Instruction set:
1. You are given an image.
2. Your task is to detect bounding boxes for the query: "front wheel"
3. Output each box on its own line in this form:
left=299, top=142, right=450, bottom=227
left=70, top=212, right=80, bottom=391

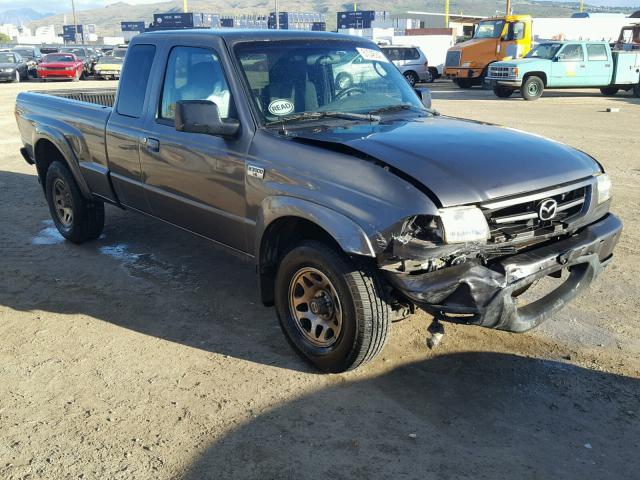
left=275, top=241, right=390, bottom=373
left=600, top=87, right=619, bottom=96
left=12, top=70, right=20, bottom=83
left=521, top=76, right=544, bottom=101
left=45, top=161, right=105, bottom=244
left=454, top=78, right=473, bottom=89
left=493, top=85, right=514, bottom=98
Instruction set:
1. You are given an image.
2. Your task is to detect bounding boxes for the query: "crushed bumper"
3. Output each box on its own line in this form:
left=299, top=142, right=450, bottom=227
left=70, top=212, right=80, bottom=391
left=386, top=214, right=623, bottom=333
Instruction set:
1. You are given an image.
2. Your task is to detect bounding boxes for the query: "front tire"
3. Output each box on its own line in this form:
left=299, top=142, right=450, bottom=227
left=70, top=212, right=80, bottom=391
left=12, top=70, right=20, bottom=83
left=45, top=161, right=105, bottom=244
left=493, top=85, right=514, bottom=98
left=275, top=241, right=390, bottom=373
left=454, top=78, right=473, bottom=89
left=521, top=75, right=544, bottom=101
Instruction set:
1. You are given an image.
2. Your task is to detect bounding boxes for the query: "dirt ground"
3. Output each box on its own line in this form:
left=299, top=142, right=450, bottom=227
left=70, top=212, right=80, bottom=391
left=0, top=79, right=638, bottom=480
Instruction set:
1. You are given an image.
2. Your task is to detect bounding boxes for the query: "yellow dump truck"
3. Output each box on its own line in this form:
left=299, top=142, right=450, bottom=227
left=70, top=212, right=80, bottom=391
left=445, top=15, right=533, bottom=88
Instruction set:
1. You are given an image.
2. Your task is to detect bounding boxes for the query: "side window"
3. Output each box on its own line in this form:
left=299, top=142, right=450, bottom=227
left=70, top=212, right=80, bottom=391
left=116, top=44, right=155, bottom=118
left=407, top=48, right=420, bottom=60
left=587, top=44, right=608, bottom=61
left=160, top=46, right=232, bottom=122
left=559, top=44, right=584, bottom=61
left=505, top=22, right=525, bottom=41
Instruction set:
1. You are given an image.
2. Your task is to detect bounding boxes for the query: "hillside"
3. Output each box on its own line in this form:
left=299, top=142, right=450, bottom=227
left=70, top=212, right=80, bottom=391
left=27, top=0, right=627, bottom=37
left=0, top=7, right=54, bottom=25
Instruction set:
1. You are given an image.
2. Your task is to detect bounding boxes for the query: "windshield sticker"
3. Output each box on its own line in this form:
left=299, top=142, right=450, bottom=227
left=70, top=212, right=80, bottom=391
left=356, top=47, right=389, bottom=63
left=268, top=99, right=295, bottom=116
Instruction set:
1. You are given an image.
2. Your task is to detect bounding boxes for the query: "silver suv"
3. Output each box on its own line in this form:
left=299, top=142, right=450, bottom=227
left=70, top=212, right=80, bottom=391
left=381, top=45, right=432, bottom=85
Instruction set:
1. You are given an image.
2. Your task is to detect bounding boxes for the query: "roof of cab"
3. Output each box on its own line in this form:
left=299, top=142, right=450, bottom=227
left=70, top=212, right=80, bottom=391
left=138, top=28, right=372, bottom=46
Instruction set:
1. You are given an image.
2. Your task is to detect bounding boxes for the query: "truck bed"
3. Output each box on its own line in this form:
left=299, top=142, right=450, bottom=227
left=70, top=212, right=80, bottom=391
left=40, top=88, right=117, bottom=108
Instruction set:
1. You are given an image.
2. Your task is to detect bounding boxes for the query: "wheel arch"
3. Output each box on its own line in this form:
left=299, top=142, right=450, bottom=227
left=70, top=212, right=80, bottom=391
left=523, top=71, right=547, bottom=86
left=255, top=197, right=377, bottom=306
left=33, top=130, right=92, bottom=199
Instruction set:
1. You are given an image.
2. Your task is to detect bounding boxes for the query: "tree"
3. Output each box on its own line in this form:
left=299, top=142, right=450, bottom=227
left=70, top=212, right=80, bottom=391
left=0, top=33, right=11, bottom=44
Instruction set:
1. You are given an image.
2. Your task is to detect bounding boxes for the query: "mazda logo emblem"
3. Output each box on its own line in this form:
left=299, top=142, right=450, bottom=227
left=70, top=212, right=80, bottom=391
left=538, top=198, right=558, bottom=221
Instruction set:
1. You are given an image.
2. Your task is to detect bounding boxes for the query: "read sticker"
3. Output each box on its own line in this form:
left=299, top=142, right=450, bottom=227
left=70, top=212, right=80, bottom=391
left=268, top=99, right=294, bottom=116
left=356, top=47, right=389, bottom=63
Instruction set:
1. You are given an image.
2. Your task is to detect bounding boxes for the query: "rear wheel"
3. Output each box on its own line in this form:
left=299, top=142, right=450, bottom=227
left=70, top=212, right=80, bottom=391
left=275, top=241, right=390, bottom=373
left=404, top=71, right=419, bottom=86
left=454, top=78, right=473, bottom=89
left=521, top=75, right=544, bottom=101
left=633, top=83, right=640, bottom=98
left=493, top=85, right=514, bottom=98
left=427, top=67, right=438, bottom=83
left=45, top=161, right=105, bottom=244
left=600, top=86, right=619, bottom=96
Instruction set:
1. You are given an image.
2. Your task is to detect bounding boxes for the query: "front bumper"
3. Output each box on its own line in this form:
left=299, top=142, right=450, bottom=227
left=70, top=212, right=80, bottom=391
left=38, top=70, right=75, bottom=79
left=445, top=67, right=483, bottom=79
left=486, top=78, right=523, bottom=88
left=387, top=214, right=622, bottom=333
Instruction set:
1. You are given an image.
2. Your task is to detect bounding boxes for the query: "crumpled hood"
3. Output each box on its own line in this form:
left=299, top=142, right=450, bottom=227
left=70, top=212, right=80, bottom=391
left=288, top=116, right=600, bottom=207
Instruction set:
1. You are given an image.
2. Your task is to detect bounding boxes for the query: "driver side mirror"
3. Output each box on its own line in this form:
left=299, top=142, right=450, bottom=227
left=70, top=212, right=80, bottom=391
left=175, top=100, right=240, bottom=138
left=552, top=56, right=559, bottom=62
left=414, top=87, right=432, bottom=110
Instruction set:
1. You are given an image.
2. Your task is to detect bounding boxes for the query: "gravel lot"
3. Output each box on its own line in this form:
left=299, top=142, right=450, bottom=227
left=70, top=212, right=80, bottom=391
left=0, top=79, right=638, bottom=480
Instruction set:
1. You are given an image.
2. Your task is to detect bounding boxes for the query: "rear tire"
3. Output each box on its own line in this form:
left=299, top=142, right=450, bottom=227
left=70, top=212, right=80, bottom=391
left=521, top=75, right=544, bottom=101
left=600, top=87, right=619, bottom=96
left=454, top=78, right=473, bottom=89
left=404, top=71, right=419, bottom=86
left=633, top=83, right=640, bottom=98
left=493, top=85, right=514, bottom=98
left=275, top=241, right=390, bottom=373
left=427, top=67, right=438, bottom=83
left=45, top=161, right=105, bottom=244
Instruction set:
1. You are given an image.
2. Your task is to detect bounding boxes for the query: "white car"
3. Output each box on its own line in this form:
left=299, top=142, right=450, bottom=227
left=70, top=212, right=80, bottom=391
left=380, top=46, right=433, bottom=85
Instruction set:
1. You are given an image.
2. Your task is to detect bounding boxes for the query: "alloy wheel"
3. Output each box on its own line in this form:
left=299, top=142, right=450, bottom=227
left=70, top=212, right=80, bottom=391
left=52, top=178, right=73, bottom=227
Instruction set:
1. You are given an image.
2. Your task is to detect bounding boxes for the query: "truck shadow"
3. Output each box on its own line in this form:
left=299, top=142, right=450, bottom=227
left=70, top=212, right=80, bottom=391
left=0, top=170, right=315, bottom=373
left=181, top=352, right=639, bottom=480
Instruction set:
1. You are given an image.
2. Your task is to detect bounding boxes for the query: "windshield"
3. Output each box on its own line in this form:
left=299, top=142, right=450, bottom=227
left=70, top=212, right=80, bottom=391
left=474, top=20, right=505, bottom=39
left=235, top=41, right=425, bottom=124
left=13, top=49, right=33, bottom=59
left=525, top=43, right=563, bottom=60
left=112, top=48, right=127, bottom=59
left=61, top=47, right=85, bottom=57
left=0, top=52, right=16, bottom=63
left=44, top=54, right=75, bottom=63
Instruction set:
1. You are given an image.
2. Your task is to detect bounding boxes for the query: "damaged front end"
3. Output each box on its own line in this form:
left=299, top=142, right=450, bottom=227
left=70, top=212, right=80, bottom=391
left=377, top=198, right=622, bottom=333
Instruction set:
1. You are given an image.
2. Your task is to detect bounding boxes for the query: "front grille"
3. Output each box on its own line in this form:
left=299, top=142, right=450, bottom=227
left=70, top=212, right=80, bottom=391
left=488, top=66, right=512, bottom=78
left=445, top=50, right=461, bottom=67
left=481, top=182, right=591, bottom=244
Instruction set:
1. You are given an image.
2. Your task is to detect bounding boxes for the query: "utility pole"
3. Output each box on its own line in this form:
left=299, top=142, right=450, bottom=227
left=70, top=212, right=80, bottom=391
left=275, top=0, right=280, bottom=29
left=445, top=0, right=449, bottom=28
left=183, top=0, right=188, bottom=13
left=580, top=0, right=584, bottom=13
left=71, top=0, right=77, bottom=44
left=505, top=0, right=511, bottom=16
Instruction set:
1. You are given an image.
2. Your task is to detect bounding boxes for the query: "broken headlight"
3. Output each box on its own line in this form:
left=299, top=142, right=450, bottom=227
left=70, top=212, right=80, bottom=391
left=438, top=206, right=490, bottom=244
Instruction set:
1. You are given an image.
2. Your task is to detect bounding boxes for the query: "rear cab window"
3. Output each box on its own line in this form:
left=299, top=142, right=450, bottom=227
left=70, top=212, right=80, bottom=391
left=587, top=44, right=608, bottom=61
left=116, top=44, right=156, bottom=118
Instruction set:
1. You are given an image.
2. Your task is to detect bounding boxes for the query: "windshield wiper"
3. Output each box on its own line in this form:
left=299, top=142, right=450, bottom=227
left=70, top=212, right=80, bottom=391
left=367, top=104, right=425, bottom=115
left=269, top=111, right=380, bottom=125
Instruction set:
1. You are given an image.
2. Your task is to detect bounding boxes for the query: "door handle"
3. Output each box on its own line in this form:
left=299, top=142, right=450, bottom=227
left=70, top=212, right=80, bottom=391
left=579, top=64, right=586, bottom=68
left=141, top=137, right=160, bottom=153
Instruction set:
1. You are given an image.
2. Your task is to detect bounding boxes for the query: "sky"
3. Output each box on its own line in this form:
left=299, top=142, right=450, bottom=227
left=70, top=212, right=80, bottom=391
left=1, top=0, right=638, bottom=14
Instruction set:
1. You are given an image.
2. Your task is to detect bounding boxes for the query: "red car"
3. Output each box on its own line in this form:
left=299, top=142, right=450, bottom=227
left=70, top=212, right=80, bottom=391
left=37, top=53, right=84, bottom=81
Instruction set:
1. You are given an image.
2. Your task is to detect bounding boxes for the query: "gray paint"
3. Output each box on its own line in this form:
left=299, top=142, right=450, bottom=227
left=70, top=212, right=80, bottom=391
left=14, top=30, right=622, bottom=333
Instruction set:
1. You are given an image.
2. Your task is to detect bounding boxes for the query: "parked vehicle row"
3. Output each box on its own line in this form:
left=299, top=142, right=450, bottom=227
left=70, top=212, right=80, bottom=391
left=0, top=44, right=123, bottom=82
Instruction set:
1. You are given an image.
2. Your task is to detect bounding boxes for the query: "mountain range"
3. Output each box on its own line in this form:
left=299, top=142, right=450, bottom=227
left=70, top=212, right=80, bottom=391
left=21, top=1, right=640, bottom=37
left=0, top=7, right=54, bottom=25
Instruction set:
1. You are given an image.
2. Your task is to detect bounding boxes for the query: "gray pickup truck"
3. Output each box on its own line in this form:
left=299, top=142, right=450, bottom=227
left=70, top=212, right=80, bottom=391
left=15, top=30, right=622, bottom=372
